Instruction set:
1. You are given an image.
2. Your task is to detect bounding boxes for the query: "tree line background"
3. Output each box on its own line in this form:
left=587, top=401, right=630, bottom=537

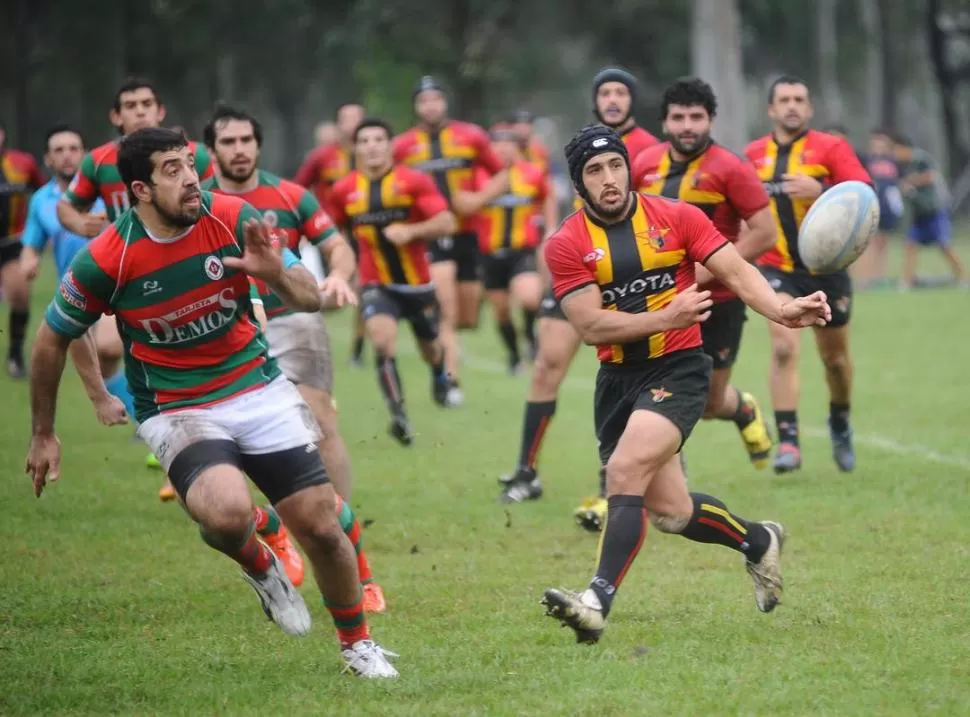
left=2, top=0, right=968, bottom=207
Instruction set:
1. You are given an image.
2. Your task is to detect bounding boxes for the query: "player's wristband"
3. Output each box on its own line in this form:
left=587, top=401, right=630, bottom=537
left=282, top=248, right=302, bottom=270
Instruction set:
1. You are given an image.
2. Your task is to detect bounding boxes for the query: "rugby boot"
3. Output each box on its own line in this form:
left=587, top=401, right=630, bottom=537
left=828, top=418, right=856, bottom=472
left=262, top=523, right=306, bottom=587
left=738, top=392, right=773, bottom=470
left=362, top=583, right=387, bottom=613
left=541, top=587, right=606, bottom=644
left=772, top=443, right=802, bottom=474
left=745, top=521, right=785, bottom=613
left=498, top=466, right=544, bottom=503
left=241, top=550, right=312, bottom=637
left=341, top=640, right=399, bottom=678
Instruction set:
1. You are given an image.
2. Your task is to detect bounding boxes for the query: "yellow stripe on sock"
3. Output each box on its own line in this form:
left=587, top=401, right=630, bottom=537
left=701, top=503, right=747, bottom=535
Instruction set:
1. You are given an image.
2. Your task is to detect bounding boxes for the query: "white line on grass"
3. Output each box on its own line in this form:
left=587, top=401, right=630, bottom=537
left=450, top=349, right=970, bottom=472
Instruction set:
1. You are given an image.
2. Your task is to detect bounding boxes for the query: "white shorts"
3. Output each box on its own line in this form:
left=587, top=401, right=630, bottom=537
left=264, top=312, right=333, bottom=392
left=137, top=376, right=321, bottom=476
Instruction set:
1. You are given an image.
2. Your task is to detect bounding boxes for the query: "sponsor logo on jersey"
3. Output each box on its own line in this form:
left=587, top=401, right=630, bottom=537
left=140, top=288, right=239, bottom=344
left=142, top=280, right=163, bottom=297
left=204, top=255, right=224, bottom=281
left=583, top=248, right=606, bottom=263
left=600, top=270, right=676, bottom=305
left=60, top=270, right=87, bottom=310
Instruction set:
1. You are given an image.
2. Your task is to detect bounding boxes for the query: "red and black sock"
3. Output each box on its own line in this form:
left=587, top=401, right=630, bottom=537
left=376, top=354, right=405, bottom=415
left=775, top=410, right=799, bottom=446
left=517, top=400, right=556, bottom=471
left=678, top=492, right=770, bottom=562
left=588, top=495, right=647, bottom=617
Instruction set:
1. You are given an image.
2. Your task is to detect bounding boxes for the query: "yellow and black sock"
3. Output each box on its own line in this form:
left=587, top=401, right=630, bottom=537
left=731, top=389, right=756, bottom=430
left=679, top=492, right=770, bottom=562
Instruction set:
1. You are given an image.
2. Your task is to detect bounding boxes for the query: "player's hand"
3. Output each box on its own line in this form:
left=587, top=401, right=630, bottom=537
left=93, top=394, right=129, bottom=427
left=20, top=250, right=41, bottom=281
left=383, top=223, right=413, bottom=246
left=694, top=263, right=716, bottom=288
left=780, top=290, right=831, bottom=328
left=79, top=212, right=109, bottom=238
left=781, top=174, right=823, bottom=200
left=319, top=275, right=358, bottom=310
left=25, top=433, right=62, bottom=498
left=224, top=219, right=285, bottom=282
left=662, top=284, right=713, bottom=329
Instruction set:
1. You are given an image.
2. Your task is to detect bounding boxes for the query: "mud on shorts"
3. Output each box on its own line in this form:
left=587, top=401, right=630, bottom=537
left=482, top=249, right=537, bottom=291
left=537, top=290, right=567, bottom=321
left=426, top=231, right=481, bottom=283
left=137, top=376, right=327, bottom=504
left=594, top=349, right=713, bottom=464
left=759, top=265, right=852, bottom=329
left=701, top=298, right=747, bottom=370
left=360, top=283, right=440, bottom=342
left=264, top=311, right=333, bottom=393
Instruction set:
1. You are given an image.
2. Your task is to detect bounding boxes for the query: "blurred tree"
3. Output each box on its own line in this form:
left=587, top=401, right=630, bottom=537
left=692, top=0, right=747, bottom=153
left=927, top=0, right=969, bottom=181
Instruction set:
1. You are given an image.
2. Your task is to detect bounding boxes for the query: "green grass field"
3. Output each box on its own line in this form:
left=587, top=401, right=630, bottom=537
left=3, top=238, right=970, bottom=716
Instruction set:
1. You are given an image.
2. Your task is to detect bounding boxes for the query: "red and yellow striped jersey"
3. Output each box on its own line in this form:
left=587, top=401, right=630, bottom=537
left=744, top=129, right=872, bottom=273
left=392, top=120, right=504, bottom=232
left=327, top=165, right=449, bottom=287
left=475, top=160, right=548, bottom=255
left=545, top=194, right=727, bottom=364
left=633, top=141, right=769, bottom=303
left=0, top=148, right=46, bottom=240
left=293, top=142, right=354, bottom=208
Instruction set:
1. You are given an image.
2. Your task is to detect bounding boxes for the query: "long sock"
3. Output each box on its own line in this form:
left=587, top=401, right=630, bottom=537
left=253, top=505, right=282, bottom=536
left=588, top=495, right=646, bottom=617
left=352, top=336, right=365, bottom=362
left=775, top=410, right=799, bottom=446
left=598, top=466, right=606, bottom=497
left=325, top=593, right=370, bottom=649
left=522, top=309, right=537, bottom=355
left=9, top=309, right=29, bottom=361
left=336, top=495, right=373, bottom=585
left=730, top=389, right=755, bottom=430
left=678, top=492, right=771, bottom=562
left=200, top=523, right=273, bottom=575
left=516, top=400, right=557, bottom=470
left=498, top=321, right=520, bottom=365
left=829, top=402, right=850, bottom=433
left=104, top=371, right=137, bottom=419
left=429, top=345, right=447, bottom=383
left=376, top=354, right=405, bottom=414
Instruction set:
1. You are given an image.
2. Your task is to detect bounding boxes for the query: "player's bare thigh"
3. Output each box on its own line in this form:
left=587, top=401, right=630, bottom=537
left=430, top=261, right=458, bottom=325
left=510, top=271, right=542, bottom=312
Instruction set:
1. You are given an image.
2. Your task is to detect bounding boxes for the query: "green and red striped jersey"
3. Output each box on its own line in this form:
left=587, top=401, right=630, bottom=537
left=202, top=170, right=337, bottom=320
left=64, top=139, right=214, bottom=220
left=45, top=191, right=286, bottom=422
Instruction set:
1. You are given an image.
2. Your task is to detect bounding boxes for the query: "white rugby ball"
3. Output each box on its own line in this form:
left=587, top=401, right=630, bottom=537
left=797, top=181, right=880, bottom=274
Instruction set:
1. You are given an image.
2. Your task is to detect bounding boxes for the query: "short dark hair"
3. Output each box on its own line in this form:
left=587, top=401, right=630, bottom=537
left=661, top=76, right=718, bottom=120
left=353, top=117, right=394, bottom=143
left=892, top=133, right=913, bottom=148
left=871, top=127, right=893, bottom=139
left=45, top=124, right=82, bottom=150
left=203, top=104, right=263, bottom=148
left=768, top=75, right=810, bottom=104
left=118, top=127, right=188, bottom=204
left=113, top=77, right=160, bottom=112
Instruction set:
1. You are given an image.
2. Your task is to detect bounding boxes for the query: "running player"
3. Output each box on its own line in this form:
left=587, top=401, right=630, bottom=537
left=203, top=104, right=386, bottom=611
left=632, top=77, right=776, bottom=469
left=508, top=110, right=550, bottom=175
left=745, top=76, right=873, bottom=474
left=329, top=117, right=459, bottom=445
left=540, top=124, right=829, bottom=644
left=393, top=76, right=510, bottom=403
left=57, top=76, right=215, bottom=499
left=0, top=120, right=46, bottom=378
left=462, top=123, right=554, bottom=373
left=26, top=127, right=397, bottom=678
left=294, top=102, right=368, bottom=366
left=497, top=69, right=659, bottom=505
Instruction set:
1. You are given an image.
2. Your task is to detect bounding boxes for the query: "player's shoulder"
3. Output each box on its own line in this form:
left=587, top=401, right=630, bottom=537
left=516, top=159, right=544, bottom=183
left=29, top=180, right=56, bottom=203
left=703, top=142, right=752, bottom=175
left=199, top=175, right=219, bottom=192
left=204, top=189, right=249, bottom=223
left=637, top=191, right=691, bottom=221
left=89, top=140, right=119, bottom=165
left=743, top=134, right=774, bottom=156
left=331, top=170, right=360, bottom=196
left=392, top=127, right=419, bottom=146
left=549, top=208, right=589, bottom=245
left=635, top=141, right=669, bottom=165
left=449, top=120, right=489, bottom=140
left=394, top=163, right=431, bottom=185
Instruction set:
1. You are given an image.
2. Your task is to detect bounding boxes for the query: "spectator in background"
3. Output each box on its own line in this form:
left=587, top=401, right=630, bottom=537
left=856, top=129, right=904, bottom=288
left=893, top=135, right=966, bottom=290
left=314, top=121, right=339, bottom=148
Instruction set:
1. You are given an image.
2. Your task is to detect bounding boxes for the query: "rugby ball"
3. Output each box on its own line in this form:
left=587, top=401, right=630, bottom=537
left=797, top=181, right=880, bottom=274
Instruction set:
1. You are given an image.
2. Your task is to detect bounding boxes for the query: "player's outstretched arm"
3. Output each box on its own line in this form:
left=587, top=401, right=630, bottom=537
left=26, top=322, right=71, bottom=496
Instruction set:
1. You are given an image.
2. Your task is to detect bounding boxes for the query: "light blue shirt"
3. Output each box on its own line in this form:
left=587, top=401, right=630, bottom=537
left=22, top=180, right=105, bottom=278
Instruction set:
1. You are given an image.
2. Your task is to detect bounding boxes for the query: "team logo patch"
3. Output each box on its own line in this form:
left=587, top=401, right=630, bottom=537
left=142, top=280, right=163, bottom=297
left=312, top=212, right=331, bottom=232
left=717, top=348, right=733, bottom=362
left=583, top=248, right=606, bottom=263
left=262, top=210, right=278, bottom=228
left=641, top=173, right=661, bottom=185
left=650, top=387, right=673, bottom=403
left=60, top=270, right=87, bottom=310
left=592, top=138, right=609, bottom=148
left=637, top=225, right=670, bottom=251
left=834, top=296, right=851, bottom=315
left=204, top=255, right=224, bottom=281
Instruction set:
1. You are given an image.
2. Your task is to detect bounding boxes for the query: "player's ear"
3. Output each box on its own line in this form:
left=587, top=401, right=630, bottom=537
left=131, top=180, right=152, bottom=203
left=157, top=104, right=167, bottom=124
left=109, top=108, right=122, bottom=130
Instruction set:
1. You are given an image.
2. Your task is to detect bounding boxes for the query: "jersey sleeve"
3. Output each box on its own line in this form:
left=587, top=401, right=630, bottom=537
left=63, top=152, right=98, bottom=207
left=679, top=202, right=729, bottom=264
left=474, top=129, right=505, bottom=175
left=295, top=187, right=338, bottom=246
left=727, top=160, right=771, bottom=219
left=391, top=135, right=409, bottom=164
left=536, top=173, right=550, bottom=202
left=544, top=230, right=596, bottom=300
left=28, top=155, right=46, bottom=190
left=45, top=244, right=116, bottom=338
left=410, top=171, right=450, bottom=219
left=194, top=144, right=215, bottom=181
left=233, top=201, right=267, bottom=248
left=293, top=149, right=321, bottom=188
left=631, top=150, right=651, bottom=189
left=828, top=139, right=873, bottom=186
left=324, top=181, right=349, bottom=227
left=21, top=192, right=48, bottom=251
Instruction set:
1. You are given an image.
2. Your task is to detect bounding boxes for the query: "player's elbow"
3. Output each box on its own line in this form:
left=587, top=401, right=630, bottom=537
left=440, top=211, right=458, bottom=236
left=35, top=320, right=71, bottom=355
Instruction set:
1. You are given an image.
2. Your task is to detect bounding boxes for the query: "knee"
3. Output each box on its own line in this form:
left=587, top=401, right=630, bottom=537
left=299, top=512, right=345, bottom=556
left=772, top=339, right=798, bottom=367
left=647, top=509, right=691, bottom=534
left=532, top=352, right=566, bottom=392
left=821, top=349, right=851, bottom=378
left=604, top=453, right=651, bottom=496
left=199, top=496, right=254, bottom=541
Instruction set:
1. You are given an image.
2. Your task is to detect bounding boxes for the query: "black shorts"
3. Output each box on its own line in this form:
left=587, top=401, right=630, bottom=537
left=482, top=249, right=537, bottom=291
left=594, top=349, right=713, bottom=464
left=537, top=291, right=567, bottom=321
left=759, top=265, right=852, bottom=328
left=427, top=231, right=481, bottom=282
left=0, top=240, right=23, bottom=268
left=701, top=298, right=747, bottom=369
left=360, top=283, right=439, bottom=341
